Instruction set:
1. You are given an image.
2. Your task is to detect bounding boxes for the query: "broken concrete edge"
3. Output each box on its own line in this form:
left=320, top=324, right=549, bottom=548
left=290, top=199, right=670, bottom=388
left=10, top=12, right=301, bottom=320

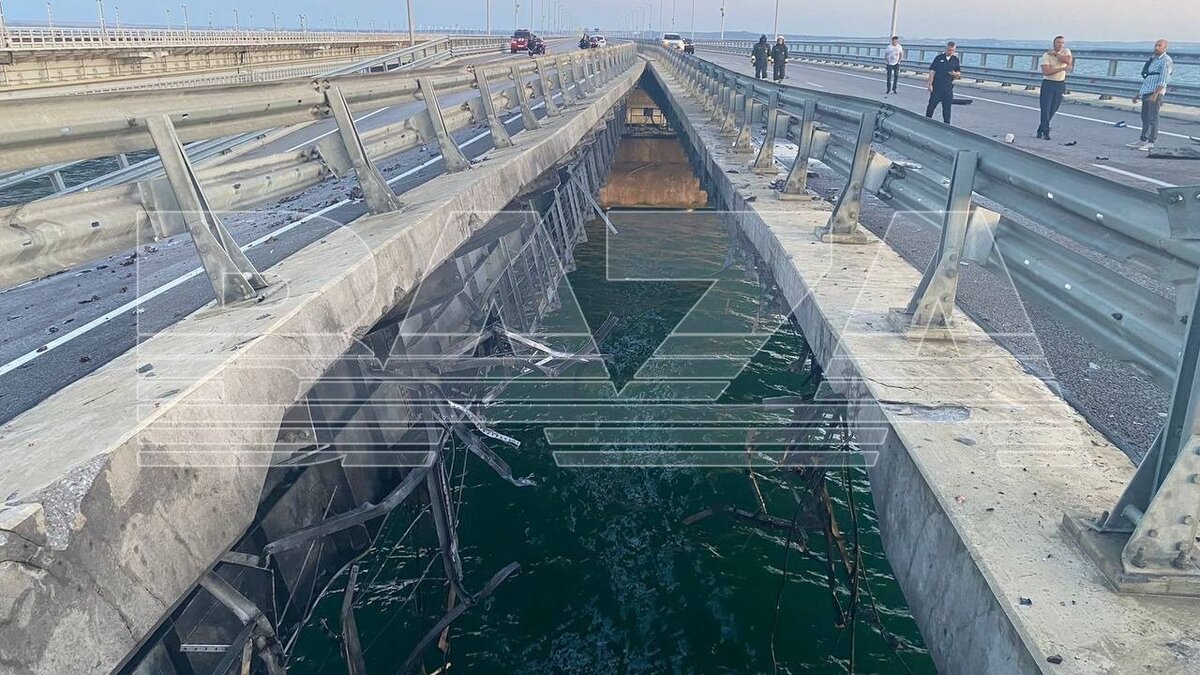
left=646, top=54, right=1200, bottom=675
left=0, top=61, right=644, bottom=675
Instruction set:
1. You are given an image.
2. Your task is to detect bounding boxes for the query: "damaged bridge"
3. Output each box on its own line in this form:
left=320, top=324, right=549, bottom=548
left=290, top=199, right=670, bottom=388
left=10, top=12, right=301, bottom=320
left=0, top=44, right=641, bottom=675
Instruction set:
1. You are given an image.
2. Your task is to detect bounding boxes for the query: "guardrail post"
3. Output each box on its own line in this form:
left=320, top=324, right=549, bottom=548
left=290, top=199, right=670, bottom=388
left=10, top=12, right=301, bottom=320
left=710, top=73, right=728, bottom=123
left=473, top=68, right=513, bottom=149
left=887, top=150, right=979, bottom=338
left=818, top=111, right=878, bottom=244
left=145, top=115, right=268, bottom=305
left=534, top=59, right=561, bottom=117
left=325, top=86, right=406, bottom=212
left=1086, top=268, right=1200, bottom=589
left=751, top=90, right=781, bottom=172
left=509, top=64, right=542, bottom=132
left=720, top=81, right=739, bottom=136
left=418, top=79, right=472, bottom=173
left=732, top=88, right=756, bottom=153
left=579, top=52, right=596, bottom=95
left=555, top=56, right=577, bottom=106
left=779, top=99, right=817, bottom=200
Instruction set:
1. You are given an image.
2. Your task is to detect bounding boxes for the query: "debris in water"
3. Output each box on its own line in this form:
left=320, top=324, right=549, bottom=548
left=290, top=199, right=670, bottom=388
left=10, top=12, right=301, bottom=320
left=1047, top=654, right=1064, bottom=665
left=1019, top=597, right=1033, bottom=606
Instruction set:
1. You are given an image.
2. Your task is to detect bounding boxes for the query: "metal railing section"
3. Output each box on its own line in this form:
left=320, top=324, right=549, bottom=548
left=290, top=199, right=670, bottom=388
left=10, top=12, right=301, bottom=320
left=0, top=43, right=637, bottom=291
left=0, top=35, right=509, bottom=199
left=696, top=39, right=1200, bottom=108
left=647, top=43, right=1200, bottom=591
left=0, top=26, right=429, bottom=50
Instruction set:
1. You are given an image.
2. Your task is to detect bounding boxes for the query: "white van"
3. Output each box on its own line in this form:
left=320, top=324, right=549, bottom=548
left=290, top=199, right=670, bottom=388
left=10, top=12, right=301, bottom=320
left=662, top=33, right=684, bottom=50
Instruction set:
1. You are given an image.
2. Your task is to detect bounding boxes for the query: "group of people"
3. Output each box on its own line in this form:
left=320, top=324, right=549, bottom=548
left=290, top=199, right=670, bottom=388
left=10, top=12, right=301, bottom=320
left=880, top=35, right=1174, bottom=150
left=751, top=35, right=789, bottom=83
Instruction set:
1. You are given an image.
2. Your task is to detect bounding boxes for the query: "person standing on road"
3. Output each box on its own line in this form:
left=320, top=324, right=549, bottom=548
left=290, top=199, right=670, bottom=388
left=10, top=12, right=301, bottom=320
left=771, top=36, right=789, bottom=82
left=925, top=41, right=962, bottom=124
left=884, top=36, right=905, bottom=94
left=752, top=35, right=770, bottom=79
left=1037, top=35, right=1073, bottom=140
left=1129, top=39, right=1173, bottom=152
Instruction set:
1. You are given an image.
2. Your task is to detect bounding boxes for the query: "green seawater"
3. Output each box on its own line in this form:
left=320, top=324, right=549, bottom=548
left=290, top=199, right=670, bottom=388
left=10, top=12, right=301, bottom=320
left=286, top=209, right=936, bottom=675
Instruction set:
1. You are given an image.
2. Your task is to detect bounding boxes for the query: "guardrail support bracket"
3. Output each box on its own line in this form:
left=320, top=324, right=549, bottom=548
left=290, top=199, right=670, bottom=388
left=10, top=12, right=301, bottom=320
left=751, top=91, right=781, bottom=173
left=509, top=65, right=542, bottom=132
left=326, top=86, right=406, bottom=213
left=555, top=56, right=577, bottom=106
left=779, top=100, right=817, bottom=200
left=145, top=115, right=269, bottom=305
left=817, top=111, right=878, bottom=243
left=473, top=69, right=514, bottom=149
left=534, top=60, right=561, bottom=117
left=732, top=92, right=755, bottom=154
left=888, top=150, right=979, bottom=339
left=418, top=78, right=472, bottom=173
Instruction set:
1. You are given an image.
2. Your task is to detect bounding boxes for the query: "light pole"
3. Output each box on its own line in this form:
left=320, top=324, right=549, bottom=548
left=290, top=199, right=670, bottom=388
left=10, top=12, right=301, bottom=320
left=96, top=0, right=107, bottom=35
left=689, top=0, right=694, bottom=40
left=719, top=2, right=725, bottom=40
left=181, top=3, right=189, bottom=37
left=0, top=1, right=8, bottom=49
left=233, top=8, right=239, bottom=32
left=272, top=11, right=278, bottom=32
left=514, top=1, right=519, bottom=30
left=115, top=4, right=121, bottom=31
left=45, top=1, right=53, bottom=30
left=486, top=0, right=491, bottom=35
left=772, top=0, right=779, bottom=38
left=406, top=0, right=415, bottom=44
left=889, top=0, right=899, bottom=38
left=166, top=7, right=171, bottom=31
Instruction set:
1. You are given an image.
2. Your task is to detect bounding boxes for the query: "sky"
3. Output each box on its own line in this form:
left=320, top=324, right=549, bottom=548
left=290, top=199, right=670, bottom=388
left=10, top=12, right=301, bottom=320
left=3, top=0, right=1197, bottom=43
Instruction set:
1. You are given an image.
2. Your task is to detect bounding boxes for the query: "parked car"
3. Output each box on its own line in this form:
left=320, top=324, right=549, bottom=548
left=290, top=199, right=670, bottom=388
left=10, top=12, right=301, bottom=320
left=683, top=38, right=695, bottom=54
left=661, top=33, right=684, bottom=50
left=510, top=29, right=532, bottom=53
left=589, top=35, right=607, bottom=48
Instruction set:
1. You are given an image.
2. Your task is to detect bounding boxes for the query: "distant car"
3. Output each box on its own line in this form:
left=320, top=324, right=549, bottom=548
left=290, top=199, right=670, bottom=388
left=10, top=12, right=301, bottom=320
left=589, top=35, right=607, bottom=48
left=662, top=33, right=684, bottom=50
left=683, top=38, right=695, bottom=54
left=510, top=29, right=531, bottom=53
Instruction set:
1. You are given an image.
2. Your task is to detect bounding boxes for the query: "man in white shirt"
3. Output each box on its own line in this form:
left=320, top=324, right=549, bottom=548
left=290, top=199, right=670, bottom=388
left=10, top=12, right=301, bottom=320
left=884, top=36, right=905, bottom=94
left=1037, top=35, right=1073, bottom=140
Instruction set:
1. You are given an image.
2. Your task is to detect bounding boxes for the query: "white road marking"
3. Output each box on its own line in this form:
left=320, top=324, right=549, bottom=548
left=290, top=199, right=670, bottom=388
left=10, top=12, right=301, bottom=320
left=283, top=107, right=391, bottom=153
left=805, top=81, right=825, bottom=88
left=1090, top=164, right=1178, bottom=188
left=0, top=98, right=549, bottom=377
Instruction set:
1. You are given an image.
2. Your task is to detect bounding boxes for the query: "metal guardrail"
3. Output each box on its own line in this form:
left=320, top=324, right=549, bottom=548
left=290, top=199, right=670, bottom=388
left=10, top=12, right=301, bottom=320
left=646, top=43, right=1200, bottom=589
left=0, top=35, right=509, bottom=198
left=0, top=26, right=427, bottom=50
left=0, top=43, right=637, bottom=292
left=696, top=39, right=1200, bottom=108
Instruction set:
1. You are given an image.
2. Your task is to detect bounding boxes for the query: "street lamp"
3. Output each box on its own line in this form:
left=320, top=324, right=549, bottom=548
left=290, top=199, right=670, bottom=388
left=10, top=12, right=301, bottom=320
left=689, top=0, right=695, bottom=40
left=181, top=3, right=190, bottom=36
left=719, top=1, right=724, bottom=40
left=406, top=0, right=415, bottom=44
left=45, top=1, right=53, bottom=30
left=772, top=0, right=779, bottom=39
left=0, top=1, right=8, bottom=50
left=96, top=0, right=107, bottom=35
left=890, top=0, right=899, bottom=38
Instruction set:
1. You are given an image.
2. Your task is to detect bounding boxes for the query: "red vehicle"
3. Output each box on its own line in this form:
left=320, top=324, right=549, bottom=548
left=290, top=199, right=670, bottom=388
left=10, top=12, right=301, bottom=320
left=510, top=29, right=532, bottom=53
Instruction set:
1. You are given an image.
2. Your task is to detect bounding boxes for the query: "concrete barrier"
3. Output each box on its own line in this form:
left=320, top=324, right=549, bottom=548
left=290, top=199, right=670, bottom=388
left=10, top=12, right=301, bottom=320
left=644, top=54, right=1200, bottom=675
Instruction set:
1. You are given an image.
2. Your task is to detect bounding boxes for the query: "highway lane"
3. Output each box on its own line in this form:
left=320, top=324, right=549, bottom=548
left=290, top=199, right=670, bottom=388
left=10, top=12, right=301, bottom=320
left=699, top=49, right=1200, bottom=191
left=0, top=42, right=591, bottom=424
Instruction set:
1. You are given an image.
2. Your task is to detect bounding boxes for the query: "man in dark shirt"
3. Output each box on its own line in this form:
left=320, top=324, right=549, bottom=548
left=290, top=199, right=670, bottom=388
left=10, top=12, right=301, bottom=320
left=925, top=41, right=962, bottom=124
left=752, top=35, right=770, bottom=79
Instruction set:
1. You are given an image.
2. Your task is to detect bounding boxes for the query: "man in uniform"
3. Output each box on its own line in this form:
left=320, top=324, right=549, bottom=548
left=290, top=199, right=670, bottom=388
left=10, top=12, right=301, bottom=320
left=925, top=41, right=962, bottom=124
left=1037, top=35, right=1073, bottom=140
left=752, top=35, right=770, bottom=79
left=771, top=37, right=789, bottom=82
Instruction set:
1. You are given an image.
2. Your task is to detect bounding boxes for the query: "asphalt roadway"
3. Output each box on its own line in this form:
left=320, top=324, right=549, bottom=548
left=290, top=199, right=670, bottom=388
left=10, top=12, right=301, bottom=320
left=0, top=40, right=580, bottom=426
left=701, top=49, right=1200, bottom=190
left=698, top=49, right=1187, bottom=457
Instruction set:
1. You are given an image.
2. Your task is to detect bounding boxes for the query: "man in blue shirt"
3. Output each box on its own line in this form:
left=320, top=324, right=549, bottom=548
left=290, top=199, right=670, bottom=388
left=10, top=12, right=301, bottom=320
left=925, top=42, right=962, bottom=124
left=1128, top=39, right=1173, bottom=152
